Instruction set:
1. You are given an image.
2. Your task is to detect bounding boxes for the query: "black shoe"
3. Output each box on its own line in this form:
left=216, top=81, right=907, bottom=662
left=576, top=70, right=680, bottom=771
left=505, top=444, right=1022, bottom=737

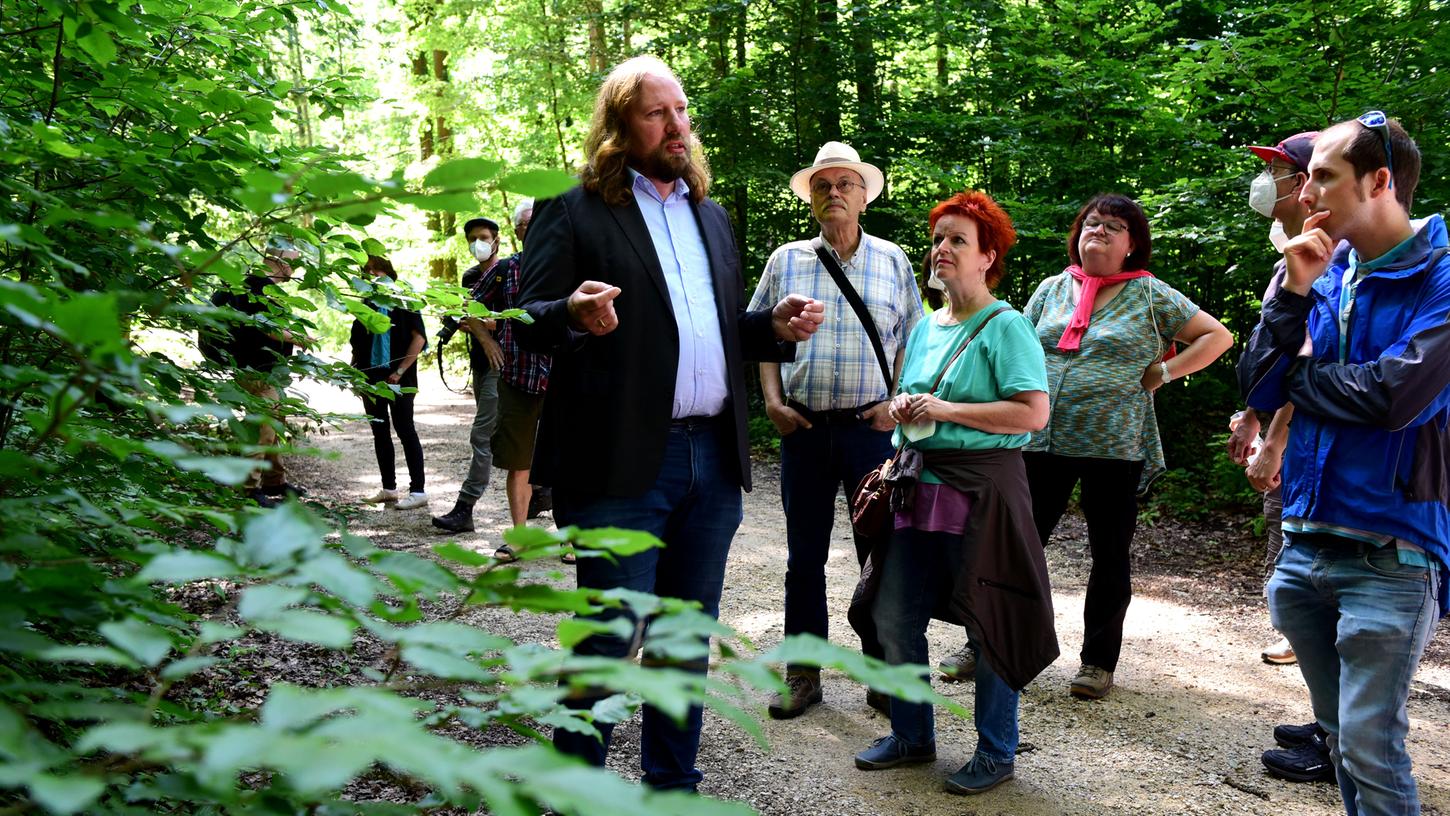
left=247, top=489, right=280, bottom=508
left=1262, top=733, right=1335, bottom=783
left=526, top=487, right=552, bottom=519
left=431, top=502, right=475, bottom=533
left=261, top=482, right=307, bottom=498
left=854, top=734, right=936, bottom=770
left=1272, top=721, right=1323, bottom=749
left=865, top=688, right=891, bottom=715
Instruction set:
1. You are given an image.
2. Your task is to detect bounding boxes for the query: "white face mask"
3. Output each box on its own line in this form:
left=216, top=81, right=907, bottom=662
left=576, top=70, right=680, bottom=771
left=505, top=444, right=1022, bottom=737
left=470, top=239, right=495, bottom=263
left=1269, top=219, right=1289, bottom=253
left=1249, top=169, right=1297, bottom=218
left=926, top=268, right=947, bottom=291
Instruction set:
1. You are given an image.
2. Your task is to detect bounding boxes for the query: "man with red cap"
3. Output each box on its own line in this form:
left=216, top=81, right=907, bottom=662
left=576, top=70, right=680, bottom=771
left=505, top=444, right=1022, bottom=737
left=1227, top=130, right=1337, bottom=786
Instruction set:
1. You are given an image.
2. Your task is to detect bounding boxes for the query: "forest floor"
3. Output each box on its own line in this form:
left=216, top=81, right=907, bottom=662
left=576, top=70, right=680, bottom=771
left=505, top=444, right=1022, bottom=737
left=285, top=370, right=1449, bottom=816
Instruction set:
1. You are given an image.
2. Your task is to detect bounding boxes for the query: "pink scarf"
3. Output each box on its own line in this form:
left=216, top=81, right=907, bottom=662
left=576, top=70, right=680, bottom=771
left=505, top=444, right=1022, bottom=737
left=1056, top=265, right=1176, bottom=360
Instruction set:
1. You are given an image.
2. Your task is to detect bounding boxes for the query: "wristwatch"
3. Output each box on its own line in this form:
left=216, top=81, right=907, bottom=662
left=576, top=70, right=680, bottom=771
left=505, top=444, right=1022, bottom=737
left=1159, top=361, right=1174, bottom=384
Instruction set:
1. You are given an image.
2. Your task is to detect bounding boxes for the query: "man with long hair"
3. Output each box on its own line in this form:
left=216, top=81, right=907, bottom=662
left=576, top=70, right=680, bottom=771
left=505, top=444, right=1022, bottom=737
left=515, top=55, right=824, bottom=791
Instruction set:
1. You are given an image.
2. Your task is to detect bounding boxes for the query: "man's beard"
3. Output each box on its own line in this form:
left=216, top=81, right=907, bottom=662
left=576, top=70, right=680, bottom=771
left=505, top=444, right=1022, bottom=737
left=636, top=141, right=691, bottom=182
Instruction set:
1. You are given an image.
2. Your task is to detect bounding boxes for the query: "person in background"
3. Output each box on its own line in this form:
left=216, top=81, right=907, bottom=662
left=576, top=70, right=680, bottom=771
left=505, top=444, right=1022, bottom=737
left=853, top=190, right=1055, bottom=796
left=1239, top=112, right=1448, bottom=816
left=1024, top=193, right=1233, bottom=700
left=351, top=254, right=428, bottom=511
left=478, top=199, right=566, bottom=562
left=432, top=216, right=506, bottom=533
left=1226, top=130, right=1337, bottom=785
left=209, top=236, right=314, bottom=507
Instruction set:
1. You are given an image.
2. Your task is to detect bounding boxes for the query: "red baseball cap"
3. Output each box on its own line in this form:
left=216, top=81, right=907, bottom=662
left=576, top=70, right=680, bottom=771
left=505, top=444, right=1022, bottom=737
left=1248, top=131, right=1319, bottom=174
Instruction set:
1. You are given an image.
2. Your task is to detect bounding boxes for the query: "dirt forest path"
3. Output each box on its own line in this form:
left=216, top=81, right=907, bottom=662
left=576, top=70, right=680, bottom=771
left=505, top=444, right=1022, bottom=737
left=290, top=369, right=1449, bottom=816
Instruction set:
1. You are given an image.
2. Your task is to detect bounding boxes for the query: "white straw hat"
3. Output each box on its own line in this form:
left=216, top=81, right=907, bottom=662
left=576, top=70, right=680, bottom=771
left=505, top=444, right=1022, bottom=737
left=789, top=141, right=885, bottom=203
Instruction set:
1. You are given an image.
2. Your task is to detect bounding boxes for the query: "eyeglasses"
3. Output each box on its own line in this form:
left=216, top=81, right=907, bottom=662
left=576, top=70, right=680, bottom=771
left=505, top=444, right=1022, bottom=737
left=1082, top=218, right=1128, bottom=235
left=810, top=179, right=866, bottom=197
left=1357, top=110, right=1394, bottom=190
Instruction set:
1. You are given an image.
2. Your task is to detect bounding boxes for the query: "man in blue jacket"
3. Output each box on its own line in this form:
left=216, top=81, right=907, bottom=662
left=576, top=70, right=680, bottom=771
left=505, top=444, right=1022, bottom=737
left=1238, top=112, right=1448, bottom=816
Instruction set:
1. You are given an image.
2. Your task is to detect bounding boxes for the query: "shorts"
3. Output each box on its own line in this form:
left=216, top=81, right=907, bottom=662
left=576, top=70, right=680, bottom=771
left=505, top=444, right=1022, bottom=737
left=491, top=378, right=545, bottom=471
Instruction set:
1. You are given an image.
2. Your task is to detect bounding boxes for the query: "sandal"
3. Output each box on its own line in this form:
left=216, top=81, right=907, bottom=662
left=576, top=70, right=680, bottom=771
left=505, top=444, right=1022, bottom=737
left=559, top=549, right=577, bottom=565
left=493, top=544, right=519, bottom=563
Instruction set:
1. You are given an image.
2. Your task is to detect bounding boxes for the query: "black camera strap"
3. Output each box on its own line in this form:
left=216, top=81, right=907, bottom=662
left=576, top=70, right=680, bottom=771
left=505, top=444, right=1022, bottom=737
left=436, top=260, right=505, bottom=395
left=437, top=342, right=469, bottom=395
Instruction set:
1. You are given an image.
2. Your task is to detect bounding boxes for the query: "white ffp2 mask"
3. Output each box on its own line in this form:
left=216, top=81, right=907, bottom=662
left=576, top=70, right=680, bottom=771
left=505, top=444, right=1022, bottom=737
left=1249, top=169, right=1297, bottom=218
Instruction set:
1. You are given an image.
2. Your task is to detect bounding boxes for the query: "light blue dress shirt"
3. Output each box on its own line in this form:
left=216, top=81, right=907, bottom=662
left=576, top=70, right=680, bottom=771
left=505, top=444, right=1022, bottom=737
left=630, top=170, right=729, bottom=418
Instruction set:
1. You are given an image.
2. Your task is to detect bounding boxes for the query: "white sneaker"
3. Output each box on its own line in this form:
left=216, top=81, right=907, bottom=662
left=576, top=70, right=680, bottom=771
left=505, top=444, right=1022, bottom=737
left=363, top=488, right=400, bottom=504
left=393, top=492, right=429, bottom=510
left=1261, top=637, right=1297, bottom=665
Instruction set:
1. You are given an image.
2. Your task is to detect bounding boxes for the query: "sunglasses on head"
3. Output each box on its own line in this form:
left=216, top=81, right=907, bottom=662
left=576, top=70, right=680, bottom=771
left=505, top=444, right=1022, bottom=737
left=1357, top=110, right=1394, bottom=190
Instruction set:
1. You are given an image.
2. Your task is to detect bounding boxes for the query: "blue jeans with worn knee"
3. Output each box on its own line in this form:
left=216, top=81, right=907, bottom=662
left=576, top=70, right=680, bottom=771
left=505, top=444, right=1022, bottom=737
left=872, top=526, right=1019, bottom=763
left=1268, top=533, right=1441, bottom=816
left=550, top=421, right=743, bottom=792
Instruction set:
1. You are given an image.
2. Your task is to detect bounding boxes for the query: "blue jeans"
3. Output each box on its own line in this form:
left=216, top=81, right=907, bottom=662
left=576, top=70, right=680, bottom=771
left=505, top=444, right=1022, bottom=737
left=550, top=421, right=743, bottom=791
left=872, top=527, right=1019, bottom=763
left=1268, top=533, right=1441, bottom=816
left=780, top=414, right=893, bottom=659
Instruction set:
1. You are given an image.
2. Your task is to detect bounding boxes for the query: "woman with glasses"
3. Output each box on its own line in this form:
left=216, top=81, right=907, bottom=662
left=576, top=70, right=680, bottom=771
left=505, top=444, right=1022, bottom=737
left=1023, top=194, right=1232, bottom=700
left=853, top=191, right=1057, bottom=797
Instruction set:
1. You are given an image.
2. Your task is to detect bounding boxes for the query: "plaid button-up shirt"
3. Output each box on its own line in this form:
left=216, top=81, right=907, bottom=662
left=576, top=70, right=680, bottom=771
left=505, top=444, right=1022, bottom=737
left=748, top=229, right=923, bottom=411
left=480, top=254, right=550, bottom=395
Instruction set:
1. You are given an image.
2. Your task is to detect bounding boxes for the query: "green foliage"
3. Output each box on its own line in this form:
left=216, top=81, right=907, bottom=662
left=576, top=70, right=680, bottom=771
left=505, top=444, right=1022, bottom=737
left=1148, top=432, right=1264, bottom=523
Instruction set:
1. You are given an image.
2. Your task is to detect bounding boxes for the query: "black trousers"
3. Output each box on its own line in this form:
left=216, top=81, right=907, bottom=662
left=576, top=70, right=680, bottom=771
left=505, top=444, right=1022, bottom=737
left=361, top=376, right=425, bottom=494
left=1024, top=452, right=1144, bottom=672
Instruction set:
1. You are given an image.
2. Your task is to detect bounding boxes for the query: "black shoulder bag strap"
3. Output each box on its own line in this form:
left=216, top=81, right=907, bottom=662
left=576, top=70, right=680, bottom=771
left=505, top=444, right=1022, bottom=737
left=813, top=237, right=894, bottom=394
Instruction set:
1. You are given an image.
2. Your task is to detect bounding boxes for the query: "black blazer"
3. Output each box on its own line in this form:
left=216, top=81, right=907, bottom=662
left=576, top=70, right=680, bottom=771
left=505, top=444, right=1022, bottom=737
left=516, top=183, right=794, bottom=498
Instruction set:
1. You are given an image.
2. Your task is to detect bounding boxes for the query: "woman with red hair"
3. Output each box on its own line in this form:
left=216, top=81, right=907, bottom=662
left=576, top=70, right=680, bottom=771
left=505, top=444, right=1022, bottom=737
left=853, top=191, right=1058, bottom=796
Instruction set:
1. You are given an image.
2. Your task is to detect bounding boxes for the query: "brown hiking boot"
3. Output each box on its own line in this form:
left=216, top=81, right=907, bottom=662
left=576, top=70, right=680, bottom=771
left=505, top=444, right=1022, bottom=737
left=939, top=643, right=976, bottom=683
left=767, top=670, right=822, bottom=719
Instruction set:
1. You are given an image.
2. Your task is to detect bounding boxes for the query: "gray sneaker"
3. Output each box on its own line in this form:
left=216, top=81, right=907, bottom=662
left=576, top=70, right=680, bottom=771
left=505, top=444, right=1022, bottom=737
left=939, top=643, right=976, bottom=683
left=1070, top=664, right=1113, bottom=699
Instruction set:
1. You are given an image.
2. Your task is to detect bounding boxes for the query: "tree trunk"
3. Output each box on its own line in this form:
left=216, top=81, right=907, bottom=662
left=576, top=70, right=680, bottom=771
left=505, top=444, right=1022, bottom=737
left=584, top=0, right=607, bottom=73
left=413, top=43, right=456, bottom=281
left=796, top=0, right=841, bottom=151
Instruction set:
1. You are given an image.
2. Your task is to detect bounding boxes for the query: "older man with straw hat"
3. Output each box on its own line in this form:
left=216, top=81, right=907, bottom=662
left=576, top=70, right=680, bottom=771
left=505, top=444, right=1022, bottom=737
left=750, top=141, right=923, bottom=719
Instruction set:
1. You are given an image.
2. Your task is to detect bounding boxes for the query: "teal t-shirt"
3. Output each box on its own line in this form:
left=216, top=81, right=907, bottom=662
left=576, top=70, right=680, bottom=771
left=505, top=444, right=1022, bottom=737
left=893, top=301, right=1048, bottom=482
